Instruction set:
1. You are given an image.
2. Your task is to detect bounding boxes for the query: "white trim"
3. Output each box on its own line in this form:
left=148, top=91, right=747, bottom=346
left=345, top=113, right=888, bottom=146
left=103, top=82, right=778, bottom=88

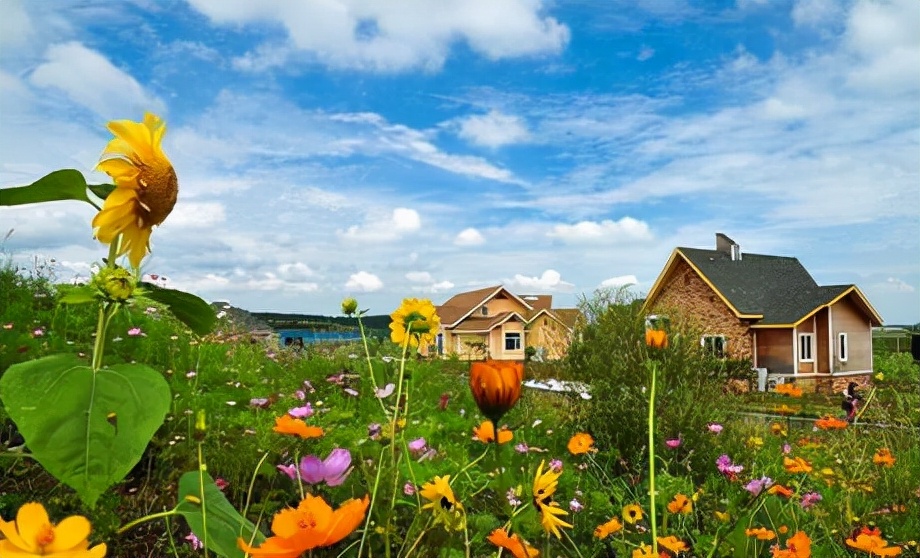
left=753, top=330, right=758, bottom=368
left=828, top=305, right=834, bottom=372
left=793, top=326, right=799, bottom=375
left=799, top=333, right=815, bottom=362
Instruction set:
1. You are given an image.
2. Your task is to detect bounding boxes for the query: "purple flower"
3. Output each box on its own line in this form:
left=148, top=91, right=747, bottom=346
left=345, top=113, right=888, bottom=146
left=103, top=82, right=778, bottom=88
left=782, top=443, right=792, bottom=455
left=514, top=443, right=529, bottom=454
left=299, top=455, right=326, bottom=484
left=326, top=373, right=345, bottom=385
left=549, top=459, right=564, bottom=472
left=403, top=482, right=416, bottom=496
left=128, top=327, right=143, bottom=336
left=276, top=463, right=297, bottom=480
left=343, top=388, right=359, bottom=397
left=744, top=476, right=774, bottom=496
left=800, top=492, right=822, bottom=509
left=569, top=498, right=584, bottom=512
left=716, top=454, right=744, bottom=477
left=294, top=389, right=307, bottom=400
left=32, top=328, right=44, bottom=337
left=376, top=383, right=396, bottom=398
left=708, top=423, right=723, bottom=434
left=288, top=404, right=313, bottom=418
left=506, top=488, right=522, bottom=507
left=249, top=398, right=271, bottom=408
left=185, top=533, right=202, bottom=550
left=408, top=437, right=427, bottom=455
left=215, top=478, right=229, bottom=491
left=368, top=423, right=382, bottom=440
left=297, top=449, right=353, bottom=486
left=665, top=438, right=682, bottom=449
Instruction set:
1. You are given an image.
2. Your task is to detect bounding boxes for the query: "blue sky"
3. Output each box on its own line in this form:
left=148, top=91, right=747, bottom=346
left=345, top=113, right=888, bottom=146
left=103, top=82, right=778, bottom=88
left=1, top=0, right=918, bottom=324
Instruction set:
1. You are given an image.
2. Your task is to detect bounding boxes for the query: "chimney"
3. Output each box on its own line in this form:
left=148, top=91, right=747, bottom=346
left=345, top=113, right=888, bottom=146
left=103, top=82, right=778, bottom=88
left=715, top=233, right=742, bottom=261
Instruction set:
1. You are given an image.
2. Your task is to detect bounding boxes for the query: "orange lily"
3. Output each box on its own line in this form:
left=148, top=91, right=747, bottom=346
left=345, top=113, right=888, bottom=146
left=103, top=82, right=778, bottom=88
left=469, top=360, right=524, bottom=423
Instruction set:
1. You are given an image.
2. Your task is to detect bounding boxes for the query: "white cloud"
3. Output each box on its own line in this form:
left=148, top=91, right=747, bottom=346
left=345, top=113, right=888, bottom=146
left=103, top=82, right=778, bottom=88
left=791, top=0, right=843, bottom=28
left=637, top=45, right=655, bottom=61
left=0, top=0, right=33, bottom=46
left=278, top=262, right=316, bottom=281
left=410, top=279, right=456, bottom=293
left=162, top=202, right=226, bottom=228
left=454, top=227, right=485, bottom=246
left=406, top=271, right=433, bottom=283
left=883, top=277, right=915, bottom=293
left=339, top=207, right=421, bottom=242
left=346, top=271, right=383, bottom=292
left=548, top=217, right=652, bottom=243
left=455, top=110, right=530, bottom=147
left=393, top=208, right=421, bottom=231
left=506, top=269, right=574, bottom=292
left=188, top=0, right=569, bottom=73
left=599, top=275, right=638, bottom=288
left=28, top=42, right=165, bottom=119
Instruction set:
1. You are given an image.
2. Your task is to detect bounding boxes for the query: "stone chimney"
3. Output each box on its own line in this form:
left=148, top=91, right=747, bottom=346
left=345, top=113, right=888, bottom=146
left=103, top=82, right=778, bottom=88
left=716, top=233, right=742, bottom=261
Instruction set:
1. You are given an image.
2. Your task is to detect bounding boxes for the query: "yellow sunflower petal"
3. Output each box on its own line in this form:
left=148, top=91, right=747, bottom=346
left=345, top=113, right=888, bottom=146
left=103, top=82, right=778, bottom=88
left=107, top=119, right=155, bottom=162
left=96, top=158, right=140, bottom=182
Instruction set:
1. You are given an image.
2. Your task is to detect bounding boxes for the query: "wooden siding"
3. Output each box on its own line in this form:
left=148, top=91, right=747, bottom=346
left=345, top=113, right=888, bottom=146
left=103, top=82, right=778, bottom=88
left=830, top=295, right=873, bottom=372
left=756, top=329, right=794, bottom=374
left=480, top=293, right=528, bottom=317
left=526, top=314, right=571, bottom=360
left=648, top=257, right=753, bottom=360
left=815, top=308, right=830, bottom=374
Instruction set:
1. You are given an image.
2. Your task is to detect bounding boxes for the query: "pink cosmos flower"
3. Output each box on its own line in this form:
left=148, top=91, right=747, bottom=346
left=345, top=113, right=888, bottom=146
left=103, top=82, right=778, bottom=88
left=185, top=533, right=202, bottom=550
left=288, top=404, right=313, bottom=418
left=549, top=459, right=564, bottom=472
left=665, top=438, right=682, bottom=449
left=375, top=383, right=396, bottom=398
left=343, top=388, right=359, bottom=397
left=716, top=454, right=744, bottom=478
left=128, top=327, right=143, bottom=336
left=800, top=492, right=822, bottom=509
left=250, top=398, right=271, bottom=408
left=708, top=423, right=723, bottom=434
left=782, top=443, right=792, bottom=455
left=403, top=482, right=416, bottom=496
left=294, top=389, right=307, bottom=400
left=569, top=499, right=584, bottom=512
left=408, top=437, right=427, bottom=455
left=277, top=463, right=297, bottom=479
left=297, top=449, right=353, bottom=486
left=214, top=478, right=229, bottom=491
left=368, top=423, right=382, bottom=439
left=744, top=476, right=774, bottom=496
left=32, top=328, right=44, bottom=337
left=514, top=443, right=529, bottom=454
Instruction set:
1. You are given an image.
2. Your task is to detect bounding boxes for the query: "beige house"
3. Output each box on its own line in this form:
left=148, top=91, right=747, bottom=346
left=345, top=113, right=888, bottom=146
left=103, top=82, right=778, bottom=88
left=434, top=286, right=581, bottom=361
left=642, top=234, right=883, bottom=393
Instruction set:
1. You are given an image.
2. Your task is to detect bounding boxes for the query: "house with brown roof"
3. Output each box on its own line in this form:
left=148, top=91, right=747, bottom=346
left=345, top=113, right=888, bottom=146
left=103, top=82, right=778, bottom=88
left=642, top=234, right=883, bottom=393
left=435, top=285, right=581, bottom=361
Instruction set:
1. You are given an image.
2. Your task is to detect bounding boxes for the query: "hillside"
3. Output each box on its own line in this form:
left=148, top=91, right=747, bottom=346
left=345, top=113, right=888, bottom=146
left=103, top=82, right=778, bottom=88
left=210, top=301, right=390, bottom=333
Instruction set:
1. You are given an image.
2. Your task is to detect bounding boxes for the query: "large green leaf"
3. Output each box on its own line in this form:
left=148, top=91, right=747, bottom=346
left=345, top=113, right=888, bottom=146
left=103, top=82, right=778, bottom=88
left=0, top=354, right=171, bottom=507
left=138, top=282, right=216, bottom=336
left=177, top=472, right=265, bottom=558
left=0, top=169, right=98, bottom=206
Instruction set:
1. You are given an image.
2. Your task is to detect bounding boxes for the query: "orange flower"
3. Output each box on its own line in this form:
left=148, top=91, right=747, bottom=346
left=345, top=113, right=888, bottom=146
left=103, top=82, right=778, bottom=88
left=273, top=415, right=324, bottom=439
left=566, top=432, right=595, bottom=455
left=666, top=494, right=692, bottom=515
left=775, top=383, right=803, bottom=397
left=784, top=456, right=813, bottom=474
left=469, top=360, right=524, bottom=423
left=768, top=484, right=794, bottom=498
left=814, top=416, right=848, bottom=430
left=772, top=530, right=811, bottom=558
left=645, top=329, right=668, bottom=349
left=746, top=527, right=777, bottom=540
left=237, top=494, right=369, bottom=557
left=593, top=517, right=624, bottom=539
left=873, top=448, right=896, bottom=468
left=0, top=502, right=107, bottom=557
left=657, top=535, right=688, bottom=554
left=846, top=533, right=902, bottom=556
left=473, top=420, right=513, bottom=444
left=487, top=528, right=539, bottom=558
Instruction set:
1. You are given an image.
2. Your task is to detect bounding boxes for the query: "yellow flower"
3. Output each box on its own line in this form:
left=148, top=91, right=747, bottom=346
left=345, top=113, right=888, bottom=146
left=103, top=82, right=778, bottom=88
left=237, top=494, right=369, bottom=557
left=566, top=432, right=595, bottom=455
left=747, top=436, right=764, bottom=449
left=632, top=544, right=655, bottom=558
left=666, top=493, right=692, bottom=515
left=622, top=504, right=644, bottom=524
left=487, top=528, right=539, bottom=558
left=420, top=475, right=465, bottom=531
left=784, top=456, right=813, bottom=474
left=536, top=501, right=572, bottom=539
left=341, top=297, right=358, bottom=315
left=92, top=113, right=178, bottom=269
left=593, top=517, right=623, bottom=539
left=770, top=422, right=787, bottom=436
left=532, top=460, right=561, bottom=506
left=0, top=502, right=107, bottom=557
left=657, top=536, right=689, bottom=554
left=389, top=298, right=440, bottom=348
left=714, top=510, right=731, bottom=523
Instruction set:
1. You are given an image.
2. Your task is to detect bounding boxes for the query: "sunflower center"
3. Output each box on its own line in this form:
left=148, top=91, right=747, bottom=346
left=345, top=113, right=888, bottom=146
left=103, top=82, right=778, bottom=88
left=36, top=524, right=55, bottom=547
left=136, top=162, right=179, bottom=227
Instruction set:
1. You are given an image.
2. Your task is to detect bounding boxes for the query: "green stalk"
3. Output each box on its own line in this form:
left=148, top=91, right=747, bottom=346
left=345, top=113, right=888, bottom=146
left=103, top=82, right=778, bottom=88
left=648, top=360, right=658, bottom=555
left=357, top=447, right=388, bottom=558
left=357, top=312, right=390, bottom=418
left=117, top=509, right=179, bottom=534
left=197, top=442, right=209, bottom=558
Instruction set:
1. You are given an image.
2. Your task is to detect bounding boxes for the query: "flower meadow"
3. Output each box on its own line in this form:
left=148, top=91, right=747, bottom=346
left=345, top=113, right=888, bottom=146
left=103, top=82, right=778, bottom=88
left=1, top=114, right=919, bottom=558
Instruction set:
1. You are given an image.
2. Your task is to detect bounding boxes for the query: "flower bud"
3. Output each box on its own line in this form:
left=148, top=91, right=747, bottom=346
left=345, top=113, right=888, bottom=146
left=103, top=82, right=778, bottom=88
left=341, top=297, right=359, bottom=316
left=92, top=266, right=136, bottom=301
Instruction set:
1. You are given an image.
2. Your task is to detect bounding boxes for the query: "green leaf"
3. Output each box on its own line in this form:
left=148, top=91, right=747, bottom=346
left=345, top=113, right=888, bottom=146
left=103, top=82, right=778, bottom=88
left=138, top=282, right=216, bottom=336
left=0, top=169, right=101, bottom=207
left=0, top=354, right=171, bottom=507
left=59, top=286, right=97, bottom=305
left=87, top=183, right=116, bottom=201
left=177, top=472, right=265, bottom=558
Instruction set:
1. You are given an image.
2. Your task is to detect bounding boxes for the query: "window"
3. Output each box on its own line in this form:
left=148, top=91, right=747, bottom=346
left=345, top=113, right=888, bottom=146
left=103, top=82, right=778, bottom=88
left=838, top=333, right=848, bottom=362
left=799, top=333, right=814, bottom=362
left=480, top=306, right=489, bottom=316
left=701, top=335, right=726, bottom=358
left=505, top=332, right=521, bottom=351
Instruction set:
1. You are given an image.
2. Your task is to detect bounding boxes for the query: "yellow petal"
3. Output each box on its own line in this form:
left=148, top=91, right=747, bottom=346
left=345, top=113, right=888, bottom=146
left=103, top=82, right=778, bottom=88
left=107, top=119, right=154, bottom=162
left=0, top=519, right=32, bottom=552
left=15, top=503, right=50, bottom=552
left=97, top=158, right=140, bottom=182
left=46, top=515, right=91, bottom=552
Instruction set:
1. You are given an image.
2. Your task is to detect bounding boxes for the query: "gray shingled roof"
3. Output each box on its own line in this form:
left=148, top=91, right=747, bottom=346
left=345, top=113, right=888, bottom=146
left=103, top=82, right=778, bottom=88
left=679, top=248, right=853, bottom=325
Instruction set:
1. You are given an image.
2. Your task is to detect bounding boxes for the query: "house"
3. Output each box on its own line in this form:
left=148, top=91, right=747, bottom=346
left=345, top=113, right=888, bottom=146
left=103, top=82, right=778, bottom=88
left=642, top=233, right=883, bottom=393
left=434, top=285, right=581, bottom=361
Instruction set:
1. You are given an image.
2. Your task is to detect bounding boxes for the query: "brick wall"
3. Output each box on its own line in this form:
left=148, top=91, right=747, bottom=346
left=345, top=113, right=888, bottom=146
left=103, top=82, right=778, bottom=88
left=649, top=257, right=753, bottom=360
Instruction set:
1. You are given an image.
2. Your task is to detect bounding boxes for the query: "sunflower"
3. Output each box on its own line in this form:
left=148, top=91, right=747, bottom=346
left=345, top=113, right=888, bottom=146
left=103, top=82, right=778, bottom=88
left=0, top=502, right=107, bottom=557
left=593, top=516, right=623, bottom=539
left=420, top=475, right=465, bottom=531
left=92, top=113, right=178, bottom=269
left=532, top=460, right=561, bottom=506
left=666, top=493, right=692, bottom=515
left=472, top=420, right=513, bottom=444
left=622, top=504, right=644, bottom=524
left=566, top=432, right=595, bottom=455
left=536, top=501, right=572, bottom=539
left=389, top=298, right=440, bottom=348
left=487, top=528, right=539, bottom=558
left=237, top=494, right=369, bottom=557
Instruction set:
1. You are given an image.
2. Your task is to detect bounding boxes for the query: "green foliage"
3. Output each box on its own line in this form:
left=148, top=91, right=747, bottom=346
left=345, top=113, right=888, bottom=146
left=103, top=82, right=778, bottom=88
left=138, top=281, right=217, bottom=336
left=0, top=169, right=111, bottom=208
left=177, top=472, right=265, bottom=558
left=0, top=354, right=171, bottom=507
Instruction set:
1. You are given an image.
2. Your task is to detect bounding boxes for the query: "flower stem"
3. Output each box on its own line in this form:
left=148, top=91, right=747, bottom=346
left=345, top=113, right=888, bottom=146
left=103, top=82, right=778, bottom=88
left=647, top=360, right=658, bottom=555
left=197, top=442, right=209, bottom=558
left=357, top=312, right=389, bottom=418
left=117, top=509, right=179, bottom=534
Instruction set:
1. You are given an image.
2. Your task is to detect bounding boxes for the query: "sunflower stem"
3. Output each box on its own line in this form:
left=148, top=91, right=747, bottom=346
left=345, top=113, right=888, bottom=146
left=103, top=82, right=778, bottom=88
left=647, top=359, right=658, bottom=555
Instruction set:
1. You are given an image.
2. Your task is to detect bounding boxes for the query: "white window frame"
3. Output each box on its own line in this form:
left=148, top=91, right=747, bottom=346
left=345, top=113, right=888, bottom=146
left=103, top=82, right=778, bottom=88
left=799, top=333, right=815, bottom=362
left=838, top=332, right=848, bottom=362
left=480, top=306, right=489, bottom=316
left=701, top=335, right=727, bottom=358
left=504, top=332, right=521, bottom=351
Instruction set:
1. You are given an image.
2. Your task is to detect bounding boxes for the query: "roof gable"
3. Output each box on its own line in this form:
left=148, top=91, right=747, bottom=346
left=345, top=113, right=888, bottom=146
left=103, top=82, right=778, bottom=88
left=436, top=285, right=534, bottom=328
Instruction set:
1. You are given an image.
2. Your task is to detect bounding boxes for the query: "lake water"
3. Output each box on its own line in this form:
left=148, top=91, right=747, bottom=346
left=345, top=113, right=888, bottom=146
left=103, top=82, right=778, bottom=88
left=278, top=329, right=361, bottom=345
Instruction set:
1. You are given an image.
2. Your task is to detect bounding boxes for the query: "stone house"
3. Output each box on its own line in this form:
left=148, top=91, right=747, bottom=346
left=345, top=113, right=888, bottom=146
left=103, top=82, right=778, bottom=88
left=642, top=233, right=883, bottom=392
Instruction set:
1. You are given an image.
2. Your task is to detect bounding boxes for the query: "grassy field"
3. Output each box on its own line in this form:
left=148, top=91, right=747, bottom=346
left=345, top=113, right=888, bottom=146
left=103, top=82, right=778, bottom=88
left=1, top=261, right=918, bottom=558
